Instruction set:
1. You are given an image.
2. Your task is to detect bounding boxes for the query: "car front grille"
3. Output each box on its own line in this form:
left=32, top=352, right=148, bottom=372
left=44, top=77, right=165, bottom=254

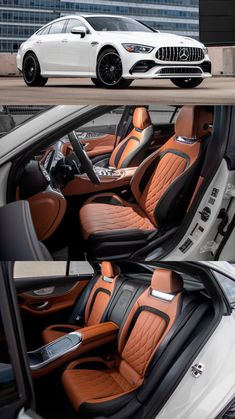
left=156, top=47, right=204, bottom=62
left=159, top=67, right=202, bottom=75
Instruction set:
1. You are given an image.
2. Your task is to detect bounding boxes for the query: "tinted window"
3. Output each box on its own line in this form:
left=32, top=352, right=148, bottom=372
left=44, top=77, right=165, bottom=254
left=66, top=18, right=83, bottom=33
left=49, top=20, right=66, bottom=34
left=0, top=314, right=18, bottom=406
left=85, top=16, right=153, bottom=32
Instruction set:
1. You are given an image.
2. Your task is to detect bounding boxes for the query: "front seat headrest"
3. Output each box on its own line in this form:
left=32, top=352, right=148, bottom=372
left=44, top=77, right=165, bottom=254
left=151, top=269, right=183, bottom=294
left=133, top=107, right=151, bottom=131
left=175, top=106, right=213, bottom=141
left=101, top=261, right=120, bottom=278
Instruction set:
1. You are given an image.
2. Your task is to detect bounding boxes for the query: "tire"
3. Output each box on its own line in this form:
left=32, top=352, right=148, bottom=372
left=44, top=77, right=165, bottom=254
left=170, top=78, right=203, bottom=89
left=96, top=48, right=132, bottom=89
left=22, top=53, right=48, bottom=87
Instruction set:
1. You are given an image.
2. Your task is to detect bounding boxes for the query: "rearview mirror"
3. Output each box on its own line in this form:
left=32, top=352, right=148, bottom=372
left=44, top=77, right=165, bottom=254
left=71, top=26, right=87, bottom=38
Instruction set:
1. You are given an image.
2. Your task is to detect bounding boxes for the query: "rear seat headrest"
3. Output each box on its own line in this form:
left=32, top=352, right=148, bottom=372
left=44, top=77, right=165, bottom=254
left=101, top=261, right=120, bottom=278
left=151, top=269, right=183, bottom=295
left=175, top=105, right=213, bottom=141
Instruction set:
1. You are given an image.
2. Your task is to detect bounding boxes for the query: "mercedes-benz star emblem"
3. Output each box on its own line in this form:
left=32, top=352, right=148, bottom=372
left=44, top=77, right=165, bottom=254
left=179, top=47, right=189, bottom=61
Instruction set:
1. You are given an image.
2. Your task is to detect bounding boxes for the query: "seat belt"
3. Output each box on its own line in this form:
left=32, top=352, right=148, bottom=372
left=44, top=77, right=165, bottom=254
left=68, top=273, right=100, bottom=325
left=147, top=300, right=209, bottom=375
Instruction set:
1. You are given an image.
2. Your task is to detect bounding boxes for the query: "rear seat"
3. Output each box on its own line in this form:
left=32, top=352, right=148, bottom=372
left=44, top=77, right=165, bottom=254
left=62, top=269, right=184, bottom=417
left=42, top=261, right=120, bottom=344
left=42, top=263, right=150, bottom=345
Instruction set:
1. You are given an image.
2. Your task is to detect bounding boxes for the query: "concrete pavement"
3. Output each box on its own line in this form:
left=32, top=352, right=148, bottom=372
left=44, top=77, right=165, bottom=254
left=0, top=76, right=235, bottom=105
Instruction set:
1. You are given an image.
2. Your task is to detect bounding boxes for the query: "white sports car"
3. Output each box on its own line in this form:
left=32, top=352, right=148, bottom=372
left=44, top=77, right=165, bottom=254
left=16, top=14, right=212, bottom=89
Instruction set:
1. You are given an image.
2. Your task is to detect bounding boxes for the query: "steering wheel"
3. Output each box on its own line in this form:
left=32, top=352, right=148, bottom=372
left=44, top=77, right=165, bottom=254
left=68, top=131, right=100, bottom=185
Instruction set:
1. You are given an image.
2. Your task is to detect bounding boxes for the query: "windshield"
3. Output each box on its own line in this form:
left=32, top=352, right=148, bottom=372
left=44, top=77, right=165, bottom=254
left=85, top=16, right=153, bottom=32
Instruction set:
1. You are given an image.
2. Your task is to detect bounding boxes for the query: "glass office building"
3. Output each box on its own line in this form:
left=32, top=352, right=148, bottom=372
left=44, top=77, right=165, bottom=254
left=0, top=0, right=199, bottom=52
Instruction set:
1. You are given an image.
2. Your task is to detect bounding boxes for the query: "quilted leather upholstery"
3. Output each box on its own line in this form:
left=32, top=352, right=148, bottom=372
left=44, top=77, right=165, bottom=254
left=62, top=269, right=183, bottom=414
left=121, top=310, right=166, bottom=376
left=139, top=152, right=187, bottom=225
left=80, top=194, right=155, bottom=240
left=79, top=106, right=213, bottom=244
left=63, top=363, right=134, bottom=411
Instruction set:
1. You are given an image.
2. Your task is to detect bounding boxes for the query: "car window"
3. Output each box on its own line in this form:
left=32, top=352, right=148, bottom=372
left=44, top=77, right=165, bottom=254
left=66, top=18, right=84, bottom=34
left=0, top=313, right=18, bottom=407
left=148, top=105, right=179, bottom=124
left=49, top=20, right=66, bottom=35
left=85, top=16, right=153, bottom=32
left=37, top=25, right=51, bottom=36
left=74, top=107, right=124, bottom=139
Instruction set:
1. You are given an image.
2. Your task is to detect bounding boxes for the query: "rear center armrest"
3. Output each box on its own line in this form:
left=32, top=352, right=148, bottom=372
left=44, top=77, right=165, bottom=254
left=80, top=321, right=119, bottom=345
left=29, top=321, right=119, bottom=378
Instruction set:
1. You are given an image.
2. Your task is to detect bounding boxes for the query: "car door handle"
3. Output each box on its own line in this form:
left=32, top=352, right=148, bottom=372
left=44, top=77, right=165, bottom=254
left=36, top=40, right=42, bottom=44
left=61, top=39, right=68, bottom=43
left=28, top=301, right=50, bottom=311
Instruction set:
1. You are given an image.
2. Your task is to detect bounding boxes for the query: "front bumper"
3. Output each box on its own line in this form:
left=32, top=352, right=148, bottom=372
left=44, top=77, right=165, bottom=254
left=125, top=61, right=212, bottom=80
left=121, top=49, right=212, bottom=80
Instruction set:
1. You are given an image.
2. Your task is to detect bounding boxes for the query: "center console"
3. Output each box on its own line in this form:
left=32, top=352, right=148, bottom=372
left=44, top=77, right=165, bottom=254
left=28, top=322, right=118, bottom=378
left=28, top=332, right=82, bottom=371
left=94, top=166, right=122, bottom=178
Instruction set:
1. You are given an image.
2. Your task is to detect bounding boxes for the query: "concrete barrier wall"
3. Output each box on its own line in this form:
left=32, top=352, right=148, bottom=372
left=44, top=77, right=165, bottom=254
left=0, top=48, right=234, bottom=76
left=0, top=53, right=20, bottom=76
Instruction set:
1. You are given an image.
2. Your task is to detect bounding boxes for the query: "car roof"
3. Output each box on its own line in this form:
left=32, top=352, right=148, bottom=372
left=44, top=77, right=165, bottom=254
left=47, top=14, right=136, bottom=21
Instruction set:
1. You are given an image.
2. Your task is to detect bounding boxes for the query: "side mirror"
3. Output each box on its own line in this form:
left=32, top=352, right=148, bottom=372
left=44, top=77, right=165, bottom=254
left=71, top=26, right=87, bottom=38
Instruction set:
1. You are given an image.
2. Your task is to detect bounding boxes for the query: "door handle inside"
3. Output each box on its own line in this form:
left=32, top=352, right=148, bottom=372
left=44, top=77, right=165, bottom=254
left=29, top=301, right=50, bottom=311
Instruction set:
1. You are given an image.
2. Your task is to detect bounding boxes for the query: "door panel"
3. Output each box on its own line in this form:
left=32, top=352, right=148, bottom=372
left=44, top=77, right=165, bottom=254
left=18, top=279, right=88, bottom=317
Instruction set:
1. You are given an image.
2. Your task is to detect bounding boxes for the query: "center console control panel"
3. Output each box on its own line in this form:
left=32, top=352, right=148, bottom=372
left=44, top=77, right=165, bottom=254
left=28, top=332, right=82, bottom=370
left=95, top=166, right=122, bottom=178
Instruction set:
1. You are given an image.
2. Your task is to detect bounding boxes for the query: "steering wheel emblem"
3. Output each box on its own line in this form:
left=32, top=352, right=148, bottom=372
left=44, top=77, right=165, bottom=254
left=179, top=47, right=189, bottom=61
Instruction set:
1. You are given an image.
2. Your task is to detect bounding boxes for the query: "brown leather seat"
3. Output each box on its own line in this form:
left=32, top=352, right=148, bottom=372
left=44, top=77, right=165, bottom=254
left=104, top=107, right=153, bottom=169
left=79, top=106, right=213, bottom=257
left=42, top=261, right=120, bottom=344
left=62, top=269, right=183, bottom=416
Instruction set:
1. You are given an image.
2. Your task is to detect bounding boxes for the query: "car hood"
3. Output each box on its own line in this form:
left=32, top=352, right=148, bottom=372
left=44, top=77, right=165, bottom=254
left=97, top=31, right=203, bottom=48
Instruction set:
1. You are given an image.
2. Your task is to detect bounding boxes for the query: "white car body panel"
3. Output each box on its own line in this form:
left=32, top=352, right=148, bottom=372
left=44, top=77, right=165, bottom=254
left=157, top=311, right=235, bottom=419
left=16, top=15, right=211, bottom=81
left=163, top=159, right=235, bottom=261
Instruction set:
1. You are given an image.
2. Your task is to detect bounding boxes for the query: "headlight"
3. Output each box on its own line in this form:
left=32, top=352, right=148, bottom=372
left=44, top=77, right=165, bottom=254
left=203, top=46, right=208, bottom=55
left=122, top=43, right=154, bottom=53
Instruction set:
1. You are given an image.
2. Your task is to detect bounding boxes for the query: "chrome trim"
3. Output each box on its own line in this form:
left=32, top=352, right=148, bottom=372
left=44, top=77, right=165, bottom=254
left=103, top=276, right=113, bottom=283
left=151, top=290, right=174, bottom=301
left=156, top=46, right=204, bottom=63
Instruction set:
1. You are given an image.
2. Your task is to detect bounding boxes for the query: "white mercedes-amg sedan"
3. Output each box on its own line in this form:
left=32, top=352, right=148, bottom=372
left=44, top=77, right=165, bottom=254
left=16, top=14, right=212, bottom=89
